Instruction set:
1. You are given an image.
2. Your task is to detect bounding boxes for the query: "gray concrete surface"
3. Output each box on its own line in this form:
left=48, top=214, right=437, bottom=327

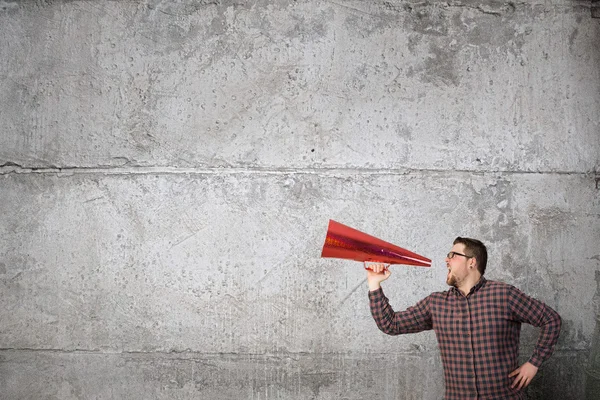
left=0, top=0, right=598, bottom=399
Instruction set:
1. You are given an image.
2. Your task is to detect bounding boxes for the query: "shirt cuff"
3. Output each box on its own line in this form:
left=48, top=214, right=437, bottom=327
left=528, top=356, right=543, bottom=368
left=368, top=287, right=384, bottom=299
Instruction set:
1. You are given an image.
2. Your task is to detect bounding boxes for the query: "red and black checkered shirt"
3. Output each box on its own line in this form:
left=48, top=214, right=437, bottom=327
left=369, top=277, right=561, bottom=399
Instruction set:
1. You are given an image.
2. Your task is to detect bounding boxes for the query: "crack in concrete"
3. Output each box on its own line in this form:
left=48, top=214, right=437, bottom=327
left=316, top=0, right=588, bottom=20
left=397, top=0, right=592, bottom=14
left=337, top=277, right=368, bottom=308
left=327, top=0, right=519, bottom=18
left=445, top=1, right=516, bottom=16
left=0, top=161, right=25, bottom=168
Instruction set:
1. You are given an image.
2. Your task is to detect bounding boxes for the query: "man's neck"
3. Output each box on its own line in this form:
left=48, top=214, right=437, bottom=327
left=457, top=273, right=483, bottom=296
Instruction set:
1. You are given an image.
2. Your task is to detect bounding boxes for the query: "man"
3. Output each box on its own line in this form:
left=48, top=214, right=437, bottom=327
left=366, top=237, right=561, bottom=399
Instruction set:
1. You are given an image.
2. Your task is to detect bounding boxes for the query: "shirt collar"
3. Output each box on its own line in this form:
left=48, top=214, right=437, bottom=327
left=450, top=276, right=487, bottom=297
left=471, top=276, right=487, bottom=294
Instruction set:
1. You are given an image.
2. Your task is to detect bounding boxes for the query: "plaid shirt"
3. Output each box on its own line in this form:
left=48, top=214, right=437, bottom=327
left=369, top=277, right=561, bottom=399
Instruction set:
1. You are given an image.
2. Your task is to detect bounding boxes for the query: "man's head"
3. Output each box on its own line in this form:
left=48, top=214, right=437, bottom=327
left=453, top=237, right=487, bottom=275
left=445, top=237, right=487, bottom=288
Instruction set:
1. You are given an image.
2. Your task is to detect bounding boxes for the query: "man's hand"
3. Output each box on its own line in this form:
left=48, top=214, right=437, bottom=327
left=365, top=262, right=391, bottom=291
left=509, top=362, right=538, bottom=390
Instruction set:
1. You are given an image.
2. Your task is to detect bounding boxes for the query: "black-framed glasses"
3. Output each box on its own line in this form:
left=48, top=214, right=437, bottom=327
left=447, top=251, right=473, bottom=259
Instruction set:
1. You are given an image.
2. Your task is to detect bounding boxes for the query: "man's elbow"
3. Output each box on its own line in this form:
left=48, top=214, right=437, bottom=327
left=550, top=306, right=562, bottom=326
left=546, top=307, right=562, bottom=337
left=376, top=321, right=400, bottom=336
left=555, top=312, right=562, bottom=333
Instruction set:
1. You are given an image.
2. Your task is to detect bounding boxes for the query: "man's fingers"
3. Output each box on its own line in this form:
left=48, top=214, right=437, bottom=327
left=511, top=373, right=531, bottom=390
left=511, top=374, right=523, bottom=389
left=509, top=363, right=537, bottom=390
left=366, top=265, right=380, bottom=273
left=364, top=262, right=389, bottom=274
left=518, top=376, right=529, bottom=390
left=511, top=376, right=518, bottom=388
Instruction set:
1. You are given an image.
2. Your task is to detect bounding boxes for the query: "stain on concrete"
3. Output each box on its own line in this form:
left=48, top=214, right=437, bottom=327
left=528, top=206, right=576, bottom=227
left=282, top=176, right=322, bottom=208
left=406, top=5, right=450, bottom=37
left=557, top=318, right=586, bottom=348
left=471, top=178, right=517, bottom=240
left=0, top=1, right=19, bottom=14
left=589, top=271, right=600, bottom=327
left=420, top=44, right=460, bottom=86
left=569, top=26, right=580, bottom=50
left=285, top=10, right=330, bottom=43
left=301, top=370, right=336, bottom=397
left=343, top=12, right=390, bottom=38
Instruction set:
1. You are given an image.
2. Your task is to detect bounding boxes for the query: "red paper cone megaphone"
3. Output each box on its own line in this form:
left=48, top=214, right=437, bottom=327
left=321, top=220, right=431, bottom=267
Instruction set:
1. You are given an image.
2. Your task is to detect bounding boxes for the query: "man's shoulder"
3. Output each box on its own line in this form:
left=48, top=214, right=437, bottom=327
left=484, top=279, right=515, bottom=290
left=481, top=279, right=521, bottom=295
left=484, top=279, right=511, bottom=289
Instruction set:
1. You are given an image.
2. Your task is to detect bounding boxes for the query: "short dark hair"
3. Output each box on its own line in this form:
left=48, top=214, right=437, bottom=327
left=453, top=237, right=487, bottom=276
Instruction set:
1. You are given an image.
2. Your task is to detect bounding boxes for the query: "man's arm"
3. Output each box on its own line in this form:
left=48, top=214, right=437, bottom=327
left=508, top=285, right=562, bottom=367
left=507, top=285, right=562, bottom=389
left=366, top=263, right=433, bottom=335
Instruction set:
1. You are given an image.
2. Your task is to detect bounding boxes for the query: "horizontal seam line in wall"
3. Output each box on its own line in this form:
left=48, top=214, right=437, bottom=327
left=0, top=348, right=587, bottom=355
left=0, top=348, right=437, bottom=357
left=0, top=166, right=597, bottom=177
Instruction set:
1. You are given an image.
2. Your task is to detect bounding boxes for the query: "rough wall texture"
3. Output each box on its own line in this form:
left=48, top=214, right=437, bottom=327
left=0, top=0, right=598, bottom=399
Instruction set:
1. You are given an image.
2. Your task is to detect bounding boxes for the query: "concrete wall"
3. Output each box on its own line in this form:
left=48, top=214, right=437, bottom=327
left=1, top=0, right=598, bottom=399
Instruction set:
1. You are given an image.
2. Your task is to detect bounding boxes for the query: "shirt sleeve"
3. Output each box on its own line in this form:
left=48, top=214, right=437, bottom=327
left=508, top=285, right=562, bottom=367
left=368, top=287, right=433, bottom=335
